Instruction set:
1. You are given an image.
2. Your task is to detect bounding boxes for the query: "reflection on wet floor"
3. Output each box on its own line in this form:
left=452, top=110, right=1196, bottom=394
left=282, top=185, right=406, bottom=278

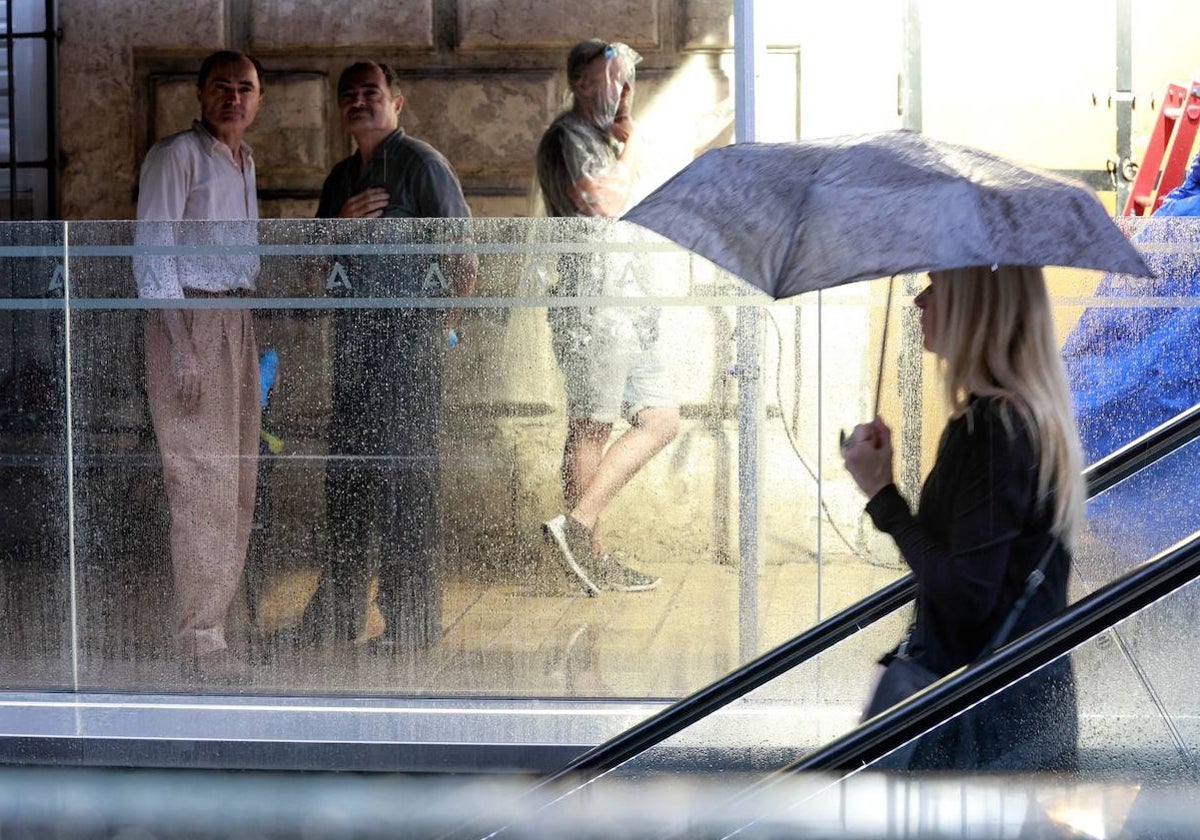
left=2, top=550, right=902, bottom=700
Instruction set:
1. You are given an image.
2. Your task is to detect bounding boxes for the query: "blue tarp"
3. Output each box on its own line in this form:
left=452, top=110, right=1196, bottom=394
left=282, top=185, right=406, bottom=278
left=1063, top=154, right=1200, bottom=552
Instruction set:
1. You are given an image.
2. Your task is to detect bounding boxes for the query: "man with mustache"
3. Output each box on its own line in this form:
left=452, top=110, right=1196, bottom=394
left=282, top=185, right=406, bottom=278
left=296, top=61, right=475, bottom=656
left=134, top=50, right=265, bottom=683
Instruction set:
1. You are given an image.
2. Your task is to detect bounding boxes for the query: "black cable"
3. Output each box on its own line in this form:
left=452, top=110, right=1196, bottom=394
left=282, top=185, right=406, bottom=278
left=762, top=307, right=873, bottom=563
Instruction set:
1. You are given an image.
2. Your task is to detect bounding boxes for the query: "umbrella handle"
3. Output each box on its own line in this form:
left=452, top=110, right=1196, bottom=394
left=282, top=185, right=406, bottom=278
left=840, top=276, right=894, bottom=456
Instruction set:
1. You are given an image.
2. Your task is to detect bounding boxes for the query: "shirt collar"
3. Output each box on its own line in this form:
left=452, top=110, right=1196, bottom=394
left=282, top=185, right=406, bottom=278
left=192, top=119, right=254, bottom=160
left=371, top=127, right=406, bottom=156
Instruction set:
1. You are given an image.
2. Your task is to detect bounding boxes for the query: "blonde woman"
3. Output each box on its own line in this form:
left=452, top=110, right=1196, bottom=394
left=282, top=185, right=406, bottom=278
left=843, top=265, right=1083, bottom=771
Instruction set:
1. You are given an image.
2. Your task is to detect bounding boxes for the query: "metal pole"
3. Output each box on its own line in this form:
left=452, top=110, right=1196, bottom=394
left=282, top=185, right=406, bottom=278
left=1115, top=0, right=1133, bottom=212
left=733, top=0, right=763, bottom=661
left=900, top=0, right=922, bottom=134
left=898, top=0, right=924, bottom=500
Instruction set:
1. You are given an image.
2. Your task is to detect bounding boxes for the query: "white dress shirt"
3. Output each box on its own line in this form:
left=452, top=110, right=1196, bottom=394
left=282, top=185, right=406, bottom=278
left=133, top=120, right=260, bottom=299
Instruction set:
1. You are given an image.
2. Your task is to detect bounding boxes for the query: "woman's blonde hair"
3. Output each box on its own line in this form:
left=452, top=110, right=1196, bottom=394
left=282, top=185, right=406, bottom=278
left=929, top=265, right=1085, bottom=544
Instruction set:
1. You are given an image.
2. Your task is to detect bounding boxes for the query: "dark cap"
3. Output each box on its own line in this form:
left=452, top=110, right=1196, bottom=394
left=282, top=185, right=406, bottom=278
left=566, top=38, right=610, bottom=83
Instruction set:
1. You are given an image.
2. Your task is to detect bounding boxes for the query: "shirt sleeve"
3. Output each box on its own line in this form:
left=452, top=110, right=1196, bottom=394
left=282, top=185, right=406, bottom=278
left=865, top=407, right=1034, bottom=630
left=132, top=141, right=188, bottom=299
left=414, top=154, right=471, bottom=219
left=558, top=121, right=613, bottom=185
left=537, top=120, right=622, bottom=217
left=536, top=125, right=574, bottom=217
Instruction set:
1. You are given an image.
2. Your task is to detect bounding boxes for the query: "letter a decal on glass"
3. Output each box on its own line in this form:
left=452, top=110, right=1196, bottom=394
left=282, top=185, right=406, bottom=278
left=326, top=260, right=353, bottom=293
left=47, top=262, right=65, bottom=296
left=422, top=260, right=450, bottom=293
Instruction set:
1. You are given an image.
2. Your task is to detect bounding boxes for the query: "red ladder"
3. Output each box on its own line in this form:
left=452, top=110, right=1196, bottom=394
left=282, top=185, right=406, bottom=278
left=1123, top=80, right=1200, bottom=216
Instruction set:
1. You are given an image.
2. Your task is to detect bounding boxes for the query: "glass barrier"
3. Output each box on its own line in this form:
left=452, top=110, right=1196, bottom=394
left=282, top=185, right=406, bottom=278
left=1067, top=216, right=1200, bottom=590
left=603, top=599, right=913, bottom=777
left=0, top=217, right=1197, bottom=709
left=0, top=222, right=67, bottom=690
left=547, top=550, right=1200, bottom=835
left=785, top=567, right=1200, bottom=807
left=1076, top=438, right=1200, bottom=590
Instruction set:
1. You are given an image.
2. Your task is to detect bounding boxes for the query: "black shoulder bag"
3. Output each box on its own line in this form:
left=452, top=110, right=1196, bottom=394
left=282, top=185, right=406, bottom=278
left=863, top=540, right=1058, bottom=766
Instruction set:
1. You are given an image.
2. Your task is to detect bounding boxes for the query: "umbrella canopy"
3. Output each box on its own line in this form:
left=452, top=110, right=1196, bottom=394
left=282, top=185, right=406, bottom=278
left=623, top=130, right=1152, bottom=298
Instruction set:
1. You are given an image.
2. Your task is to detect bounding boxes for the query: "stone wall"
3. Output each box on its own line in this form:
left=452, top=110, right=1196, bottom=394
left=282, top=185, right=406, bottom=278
left=60, top=0, right=737, bottom=221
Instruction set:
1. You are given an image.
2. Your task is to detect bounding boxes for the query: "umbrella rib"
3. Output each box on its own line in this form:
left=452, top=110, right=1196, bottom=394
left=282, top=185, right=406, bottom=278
left=873, top=275, right=896, bottom=418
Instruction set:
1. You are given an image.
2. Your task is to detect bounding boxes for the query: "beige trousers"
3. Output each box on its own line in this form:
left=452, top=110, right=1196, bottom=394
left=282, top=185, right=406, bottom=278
left=145, top=308, right=260, bottom=657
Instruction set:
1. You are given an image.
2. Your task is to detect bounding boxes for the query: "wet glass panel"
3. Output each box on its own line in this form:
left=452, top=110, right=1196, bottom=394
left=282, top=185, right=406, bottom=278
left=1062, top=217, right=1200, bottom=589
left=1062, top=217, right=1200, bottom=464
left=818, top=276, right=916, bottom=613
left=70, top=214, right=1193, bottom=710
left=1076, top=439, right=1200, bottom=588
left=609, top=606, right=912, bottom=777
left=848, top=575, right=1200, bottom=781
left=588, top=572, right=1200, bottom=839
left=67, top=221, right=174, bottom=688
left=69, top=217, right=845, bottom=698
left=0, top=221, right=68, bottom=689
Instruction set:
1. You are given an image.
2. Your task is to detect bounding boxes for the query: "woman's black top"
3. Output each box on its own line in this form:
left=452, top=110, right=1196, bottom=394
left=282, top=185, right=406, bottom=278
left=865, top=395, right=1071, bottom=677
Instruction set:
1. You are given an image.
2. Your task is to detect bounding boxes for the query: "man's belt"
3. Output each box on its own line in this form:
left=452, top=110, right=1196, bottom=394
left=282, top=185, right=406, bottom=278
left=182, top=287, right=249, bottom=298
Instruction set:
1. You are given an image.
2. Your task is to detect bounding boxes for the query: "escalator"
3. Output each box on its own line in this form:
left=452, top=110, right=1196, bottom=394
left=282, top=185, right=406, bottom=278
left=485, top=402, right=1200, bottom=832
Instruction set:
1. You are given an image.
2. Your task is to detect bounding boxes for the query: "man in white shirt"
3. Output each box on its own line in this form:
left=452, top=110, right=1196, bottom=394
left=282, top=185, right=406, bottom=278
left=133, top=50, right=264, bottom=683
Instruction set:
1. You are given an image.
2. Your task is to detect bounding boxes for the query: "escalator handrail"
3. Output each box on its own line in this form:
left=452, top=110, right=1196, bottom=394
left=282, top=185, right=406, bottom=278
left=1084, top=401, right=1200, bottom=496
left=538, top=575, right=917, bottom=787
left=785, top=529, right=1200, bottom=774
left=542, top=399, right=1200, bottom=788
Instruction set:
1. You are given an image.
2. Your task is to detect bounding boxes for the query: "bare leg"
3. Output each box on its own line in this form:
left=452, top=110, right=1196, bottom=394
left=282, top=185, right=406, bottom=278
left=568, top=407, right=680, bottom=538
left=561, top=419, right=612, bottom=511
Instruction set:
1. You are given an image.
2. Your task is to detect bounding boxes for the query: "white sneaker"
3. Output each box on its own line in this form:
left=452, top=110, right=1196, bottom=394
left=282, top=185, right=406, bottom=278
left=542, top=514, right=601, bottom=596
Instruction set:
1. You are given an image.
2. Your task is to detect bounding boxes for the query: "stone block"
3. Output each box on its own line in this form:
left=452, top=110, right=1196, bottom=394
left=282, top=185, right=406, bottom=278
left=63, top=0, right=223, bottom=51
left=60, top=62, right=138, bottom=220
left=398, top=72, right=556, bottom=190
left=250, top=0, right=434, bottom=49
left=260, top=197, right=321, bottom=219
left=458, top=0, right=659, bottom=51
left=152, top=73, right=330, bottom=192
left=682, top=0, right=733, bottom=50
left=464, top=193, right=534, bottom=218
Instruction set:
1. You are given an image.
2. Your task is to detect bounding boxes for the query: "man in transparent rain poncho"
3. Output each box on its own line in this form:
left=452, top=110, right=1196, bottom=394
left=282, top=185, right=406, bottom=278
left=536, top=39, right=679, bottom=594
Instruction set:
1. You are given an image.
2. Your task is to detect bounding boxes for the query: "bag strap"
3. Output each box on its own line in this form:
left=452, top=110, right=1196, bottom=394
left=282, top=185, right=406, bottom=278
left=977, top=539, right=1059, bottom=660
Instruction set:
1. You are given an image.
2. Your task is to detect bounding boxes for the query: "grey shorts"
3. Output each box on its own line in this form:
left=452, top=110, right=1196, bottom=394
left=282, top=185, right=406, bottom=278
left=552, top=329, right=676, bottom=424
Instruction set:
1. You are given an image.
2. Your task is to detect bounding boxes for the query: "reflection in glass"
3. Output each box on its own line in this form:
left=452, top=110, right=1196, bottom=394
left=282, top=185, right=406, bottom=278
left=0, top=222, right=67, bottom=688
